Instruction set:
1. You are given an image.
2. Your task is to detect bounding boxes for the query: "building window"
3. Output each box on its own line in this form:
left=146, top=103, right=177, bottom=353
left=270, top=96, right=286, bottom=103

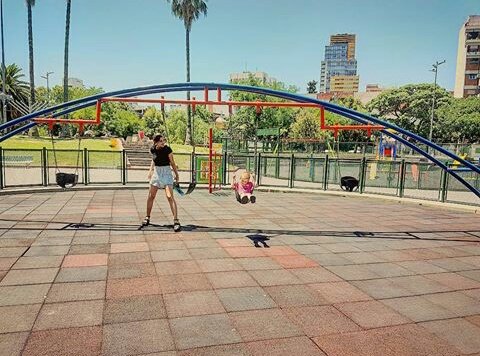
left=468, top=74, right=478, bottom=80
left=467, top=31, right=480, bottom=40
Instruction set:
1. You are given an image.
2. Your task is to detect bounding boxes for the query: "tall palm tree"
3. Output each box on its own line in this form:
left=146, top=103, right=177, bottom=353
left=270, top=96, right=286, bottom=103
left=0, top=63, right=29, bottom=120
left=168, top=0, right=207, bottom=145
left=25, top=0, right=35, bottom=107
left=63, top=0, right=71, bottom=104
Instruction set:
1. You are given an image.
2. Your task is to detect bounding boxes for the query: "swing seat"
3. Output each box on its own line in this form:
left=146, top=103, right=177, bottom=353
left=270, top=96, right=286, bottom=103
left=56, top=172, right=78, bottom=189
left=340, top=176, right=359, bottom=192
left=173, top=182, right=196, bottom=196
left=185, top=182, right=196, bottom=195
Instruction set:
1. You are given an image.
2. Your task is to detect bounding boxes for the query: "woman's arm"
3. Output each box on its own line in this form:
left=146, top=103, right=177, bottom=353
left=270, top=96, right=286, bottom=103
left=147, top=160, right=154, bottom=179
left=168, top=153, right=179, bottom=182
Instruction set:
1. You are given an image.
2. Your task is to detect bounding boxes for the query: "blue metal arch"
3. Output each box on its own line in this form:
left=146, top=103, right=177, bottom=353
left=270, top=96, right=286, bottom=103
left=0, top=82, right=478, bottom=199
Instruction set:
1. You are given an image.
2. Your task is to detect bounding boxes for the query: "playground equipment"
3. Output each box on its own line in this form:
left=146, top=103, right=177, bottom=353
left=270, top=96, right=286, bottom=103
left=0, top=83, right=477, bottom=199
left=379, top=129, right=399, bottom=160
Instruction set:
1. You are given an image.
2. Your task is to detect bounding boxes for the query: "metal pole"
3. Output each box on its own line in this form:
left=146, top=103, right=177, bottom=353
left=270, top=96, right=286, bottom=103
left=41, top=71, right=54, bottom=103
left=429, top=60, right=445, bottom=144
left=1, top=0, right=7, bottom=125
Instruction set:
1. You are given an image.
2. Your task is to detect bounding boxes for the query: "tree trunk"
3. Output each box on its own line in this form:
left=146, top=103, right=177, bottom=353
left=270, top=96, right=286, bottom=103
left=185, top=28, right=193, bottom=146
left=62, top=0, right=71, bottom=137
left=27, top=2, right=39, bottom=136
left=27, top=3, right=35, bottom=106
left=63, top=0, right=71, bottom=104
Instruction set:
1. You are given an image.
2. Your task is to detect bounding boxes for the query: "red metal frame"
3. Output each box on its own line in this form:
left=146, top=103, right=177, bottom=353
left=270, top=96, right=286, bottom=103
left=318, top=106, right=383, bottom=138
left=33, top=101, right=102, bottom=133
left=33, top=89, right=384, bottom=138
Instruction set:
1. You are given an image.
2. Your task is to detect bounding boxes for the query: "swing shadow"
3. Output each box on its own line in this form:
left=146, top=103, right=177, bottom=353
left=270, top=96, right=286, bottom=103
left=0, top=218, right=479, bottom=243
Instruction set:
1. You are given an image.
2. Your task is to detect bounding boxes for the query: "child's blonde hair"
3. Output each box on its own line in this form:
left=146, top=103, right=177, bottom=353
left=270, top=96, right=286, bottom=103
left=240, top=172, right=251, bottom=181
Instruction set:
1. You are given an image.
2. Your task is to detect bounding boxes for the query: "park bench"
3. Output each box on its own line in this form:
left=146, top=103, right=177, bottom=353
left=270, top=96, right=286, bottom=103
left=2, top=155, right=34, bottom=167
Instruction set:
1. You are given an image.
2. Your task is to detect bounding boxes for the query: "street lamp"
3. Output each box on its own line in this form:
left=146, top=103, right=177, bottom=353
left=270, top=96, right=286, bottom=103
left=0, top=0, right=7, bottom=125
left=41, top=71, right=54, bottom=103
left=429, top=60, right=446, bottom=143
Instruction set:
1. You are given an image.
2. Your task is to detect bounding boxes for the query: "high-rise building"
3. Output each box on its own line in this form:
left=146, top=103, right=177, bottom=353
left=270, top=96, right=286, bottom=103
left=454, top=15, right=480, bottom=98
left=320, top=34, right=359, bottom=94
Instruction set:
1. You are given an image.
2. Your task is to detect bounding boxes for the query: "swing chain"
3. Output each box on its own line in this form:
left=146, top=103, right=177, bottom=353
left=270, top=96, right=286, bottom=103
left=48, top=123, right=83, bottom=176
left=49, top=125, right=60, bottom=174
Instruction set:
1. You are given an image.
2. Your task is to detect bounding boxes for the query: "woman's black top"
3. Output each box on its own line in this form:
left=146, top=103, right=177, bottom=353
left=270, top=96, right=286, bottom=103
left=150, top=145, right=172, bottom=166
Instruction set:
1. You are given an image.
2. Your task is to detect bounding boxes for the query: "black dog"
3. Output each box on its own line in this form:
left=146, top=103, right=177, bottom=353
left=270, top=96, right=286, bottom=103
left=340, top=176, right=359, bottom=192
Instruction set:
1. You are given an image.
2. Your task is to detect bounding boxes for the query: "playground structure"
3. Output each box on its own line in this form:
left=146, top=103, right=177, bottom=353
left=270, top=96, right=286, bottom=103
left=0, top=83, right=478, bottom=200
left=379, top=130, right=399, bottom=160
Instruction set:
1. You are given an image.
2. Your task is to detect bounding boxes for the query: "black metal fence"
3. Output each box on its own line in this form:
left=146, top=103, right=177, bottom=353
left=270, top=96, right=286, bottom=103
left=0, top=147, right=478, bottom=206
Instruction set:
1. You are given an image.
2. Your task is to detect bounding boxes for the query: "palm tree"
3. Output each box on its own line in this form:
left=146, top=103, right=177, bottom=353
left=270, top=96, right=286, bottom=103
left=25, top=0, right=35, bottom=107
left=168, top=0, right=207, bottom=145
left=63, top=0, right=71, bottom=104
left=0, top=63, right=29, bottom=120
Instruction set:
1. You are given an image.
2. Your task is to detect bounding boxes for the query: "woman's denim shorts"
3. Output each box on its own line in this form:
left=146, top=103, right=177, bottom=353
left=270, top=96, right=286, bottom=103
left=150, top=166, right=174, bottom=188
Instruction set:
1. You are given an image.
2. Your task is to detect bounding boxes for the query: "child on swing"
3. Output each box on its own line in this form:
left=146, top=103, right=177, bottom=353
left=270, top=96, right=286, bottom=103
left=232, top=169, right=256, bottom=204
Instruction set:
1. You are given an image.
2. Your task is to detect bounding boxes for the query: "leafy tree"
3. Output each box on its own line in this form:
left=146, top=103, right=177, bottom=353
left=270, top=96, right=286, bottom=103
left=25, top=0, right=36, bottom=105
left=0, top=64, right=30, bottom=120
left=142, top=106, right=165, bottom=138
left=228, top=75, right=298, bottom=140
left=307, top=80, right=317, bottom=94
left=166, top=109, right=187, bottom=144
left=290, top=108, right=322, bottom=139
left=333, top=96, right=365, bottom=112
left=435, top=97, right=480, bottom=143
left=63, top=0, right=72, bottom=104
left=167, top=0, right=208, bottom=145
left=36, top=85, right=103, bottom=105
left=102, top=109, right=144, bottom=139
left=367, top=83, right=451, bottom=137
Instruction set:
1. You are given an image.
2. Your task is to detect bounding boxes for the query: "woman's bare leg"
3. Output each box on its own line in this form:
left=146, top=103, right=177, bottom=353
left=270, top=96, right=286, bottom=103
left=146, top=185, right=159, bottom=217
left=165, top=185, right=178, bottom=220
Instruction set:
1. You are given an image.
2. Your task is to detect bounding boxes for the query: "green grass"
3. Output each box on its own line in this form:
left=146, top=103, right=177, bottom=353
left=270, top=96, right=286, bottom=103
left=0, top=136, right=118, bottom=151
left=0, top=137, right=210, bottom=168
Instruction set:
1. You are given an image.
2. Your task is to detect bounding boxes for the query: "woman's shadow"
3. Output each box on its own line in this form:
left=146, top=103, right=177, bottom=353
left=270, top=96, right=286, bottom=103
left=246, top=234, right=270, bottom=248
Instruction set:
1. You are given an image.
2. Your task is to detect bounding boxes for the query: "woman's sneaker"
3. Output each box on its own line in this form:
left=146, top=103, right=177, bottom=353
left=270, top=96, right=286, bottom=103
left=141, top=216, right=150, bottom=226
left=173, top=219, right=181, bottom=232
left=241, top=196, right=249, bottom=204
left=250, top=196, right=256, bottom=204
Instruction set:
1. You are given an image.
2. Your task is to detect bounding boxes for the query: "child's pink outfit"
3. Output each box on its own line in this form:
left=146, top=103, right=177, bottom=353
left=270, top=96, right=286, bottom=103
left=235, top=181, right=254, bottom=194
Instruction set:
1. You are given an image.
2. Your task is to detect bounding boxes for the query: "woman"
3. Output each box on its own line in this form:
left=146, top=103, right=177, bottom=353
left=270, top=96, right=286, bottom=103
left=143, top=134, right=181, bottom=231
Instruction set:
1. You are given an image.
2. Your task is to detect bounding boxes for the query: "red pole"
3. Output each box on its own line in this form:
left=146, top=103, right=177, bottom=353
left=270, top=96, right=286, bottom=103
left=95, top=100, right=102, bottom=124
left=209, top=127, right=213, bottom=193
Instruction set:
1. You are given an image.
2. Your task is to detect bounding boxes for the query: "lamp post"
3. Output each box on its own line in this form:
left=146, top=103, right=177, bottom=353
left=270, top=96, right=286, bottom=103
left=41, top=71, right=54, bottom=103
left=429, top=60, right=445, bottom=143
left=0, top=0, right=7, bottom=125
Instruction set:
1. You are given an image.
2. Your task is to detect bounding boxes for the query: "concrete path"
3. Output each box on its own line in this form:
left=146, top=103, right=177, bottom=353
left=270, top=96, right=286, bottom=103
left=0, top=189, right=479, bottom=355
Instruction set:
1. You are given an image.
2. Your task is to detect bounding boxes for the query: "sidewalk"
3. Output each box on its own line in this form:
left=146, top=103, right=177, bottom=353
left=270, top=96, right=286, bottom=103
left=0, top=189, right=479, bottom=355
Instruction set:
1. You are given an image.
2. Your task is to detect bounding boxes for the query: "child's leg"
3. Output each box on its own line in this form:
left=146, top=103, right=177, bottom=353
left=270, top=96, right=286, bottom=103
left=239, top=192, right=249, bottom=204
left=235, top=191, right=241, bottom=203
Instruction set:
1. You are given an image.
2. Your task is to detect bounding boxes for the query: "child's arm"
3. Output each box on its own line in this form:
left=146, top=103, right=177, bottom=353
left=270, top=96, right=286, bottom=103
left=250, top=173, right=257, bottom=187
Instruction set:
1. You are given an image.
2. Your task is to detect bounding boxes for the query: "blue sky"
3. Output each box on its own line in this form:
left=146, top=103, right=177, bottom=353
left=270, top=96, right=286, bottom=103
left=5, top=0, right=479, bottom=93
